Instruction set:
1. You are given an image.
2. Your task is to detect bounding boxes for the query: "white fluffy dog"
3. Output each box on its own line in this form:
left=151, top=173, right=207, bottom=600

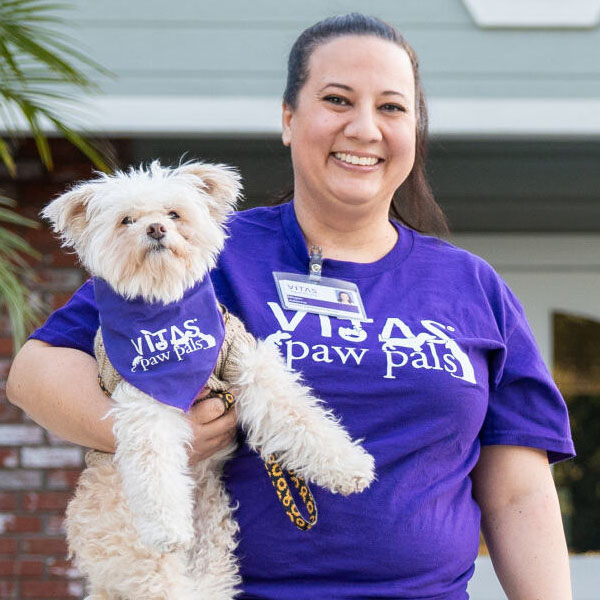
left=42, top=162, right=375, bottom=600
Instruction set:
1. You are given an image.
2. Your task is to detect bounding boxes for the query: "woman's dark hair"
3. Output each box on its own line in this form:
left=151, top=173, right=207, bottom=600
left=279, top=13, right=449, bottom=237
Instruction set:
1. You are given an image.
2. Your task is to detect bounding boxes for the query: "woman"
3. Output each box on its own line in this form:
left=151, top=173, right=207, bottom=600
left=7, top=14, right=574, bottom=600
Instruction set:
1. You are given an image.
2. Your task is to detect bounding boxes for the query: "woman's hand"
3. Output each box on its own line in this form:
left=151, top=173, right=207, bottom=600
left=186, top=388, right=238, bottom=463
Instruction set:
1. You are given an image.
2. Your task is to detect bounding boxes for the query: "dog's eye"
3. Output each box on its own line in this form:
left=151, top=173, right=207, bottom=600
left=121, top=216, right=133, bottom=225
left=168, top=211, right=180, bottom=219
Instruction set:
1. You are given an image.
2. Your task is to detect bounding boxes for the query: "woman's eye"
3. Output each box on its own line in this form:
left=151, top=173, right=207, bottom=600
left=121, top=216, right=133, bottom=225
left=323, top=95, right=349, bottom=106
left=168, top=211, right=180, bottom=219
left=381, top=103, right=406, bottom=113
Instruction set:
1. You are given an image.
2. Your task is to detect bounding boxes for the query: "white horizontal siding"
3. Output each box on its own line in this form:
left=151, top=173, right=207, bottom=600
left=3, top=0, right=600, bottom=134
left=66, top=22, right=600, bottom=98
left=68, top=0, right=470, bottom=25
left=48, top=0, right=600, bottom=100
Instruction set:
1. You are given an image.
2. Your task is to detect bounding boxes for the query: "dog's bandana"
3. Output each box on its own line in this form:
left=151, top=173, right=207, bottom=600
left=94, top=276, right=224, bottom=412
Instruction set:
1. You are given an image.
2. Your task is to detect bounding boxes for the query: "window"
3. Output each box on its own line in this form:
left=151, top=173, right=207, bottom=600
left=553, top=311, right=600, bottom=552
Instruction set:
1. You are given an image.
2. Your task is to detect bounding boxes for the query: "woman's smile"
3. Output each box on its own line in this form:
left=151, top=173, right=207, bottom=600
left=331, top=151, right=383, bottom=168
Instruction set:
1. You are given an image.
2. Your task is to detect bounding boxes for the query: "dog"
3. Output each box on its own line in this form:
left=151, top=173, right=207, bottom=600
left=42, top=161, right=376, bottom=600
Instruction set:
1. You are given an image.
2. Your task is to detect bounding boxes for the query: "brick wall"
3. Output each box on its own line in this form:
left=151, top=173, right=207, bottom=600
left=0, top=139, right=130, bottom=599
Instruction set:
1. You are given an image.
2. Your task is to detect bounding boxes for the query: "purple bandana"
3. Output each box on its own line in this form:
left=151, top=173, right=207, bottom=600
left=93, top=276, right=224, bottom=412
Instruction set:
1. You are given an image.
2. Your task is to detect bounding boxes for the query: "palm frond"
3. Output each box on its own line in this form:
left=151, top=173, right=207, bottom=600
left=0, top=226, right=41, bottom=258
left=0, top=0, right=109, bottom=348
left=0, top=257, right=41, bottom=350
left=0, top=138, right=16, bottom=175
left=0, top=0, right=115, bottom=172
left=0, top=206, right=39, bottom=228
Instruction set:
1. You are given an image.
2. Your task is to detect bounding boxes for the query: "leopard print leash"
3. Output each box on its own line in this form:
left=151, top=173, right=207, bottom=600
left=97, top=375, right=318, bottom=531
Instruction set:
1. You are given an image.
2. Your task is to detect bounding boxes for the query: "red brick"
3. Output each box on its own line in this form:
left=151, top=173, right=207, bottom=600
left=47, top=558, right=81, bottom=579
left=0, top=399, right=23, bottom=423
left=0, top=315, right=10, bottom=336
left=21, top=447, right=83, bottom=468
left=0, top=448, right=18, bottom=468
left=46, top=432, right=77, bottom=446
left=47, top=470, right=81, bottom=491
left=0, top=558, right=44, bottom=576
left=44, top=515, right=65, bottom=536
left=23, top=492, right=71, bottom=513
left=0, top=515, right=41, bottom=533
left=0, top=425, right=44, bottom=445
left=0, top=360, right=12, bottom=379
left=36, top=268, right=85, bottom=292
left=23, top=225, right=58, bottom=250
left=0, top=580, right=17, bottom=598
left=0, top=470, right=42, bottom=490
left=0, top=537, right=17, bottom=554
left=0, top=338, right=13, bottom=357
left=22, top=579, right=83, bottom=597
left=21, top=537, right=68, bottom=555
left=0, top=493, right=18, bottom=511
left=46, top=253, right=82, bottom=270
left=50, top=291, right=79, bottom=310
left=22, top=183, right=66, bottom=204
left=10, top=204, right=40, bottom=220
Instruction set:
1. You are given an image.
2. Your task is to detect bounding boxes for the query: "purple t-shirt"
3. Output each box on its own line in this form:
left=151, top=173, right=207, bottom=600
left=31, top=201, right=574, bottom=600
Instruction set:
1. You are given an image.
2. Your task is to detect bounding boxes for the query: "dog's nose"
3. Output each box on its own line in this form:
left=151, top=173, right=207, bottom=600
left=147, top=223, right=166, bottom=240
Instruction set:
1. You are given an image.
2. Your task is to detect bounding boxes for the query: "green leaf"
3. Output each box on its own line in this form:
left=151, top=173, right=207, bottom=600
left=0, top=195, right=17, bottom=206
left=0, top=138, right=16, bottom=175
left=0, top=206, right=39, bottom=227
left=17, top=100, right=53, bottom=170
left=0, top=256, right=42, bottom=351
left=0, top=225, right=41, bottom=259
left=0, top=0, right=114, bottom=171
left=52, top=120, right=112, bottom=173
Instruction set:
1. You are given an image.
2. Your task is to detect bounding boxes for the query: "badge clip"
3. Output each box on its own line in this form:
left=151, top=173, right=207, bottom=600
left=309, top=246, right=323, bottom=282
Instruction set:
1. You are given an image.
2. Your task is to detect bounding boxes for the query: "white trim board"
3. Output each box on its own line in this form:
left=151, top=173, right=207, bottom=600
left=462, top=0, right=600, bottom=28
left=449, top=234, right=600, bottom=269
left=2, top=97, right=600, bottom=137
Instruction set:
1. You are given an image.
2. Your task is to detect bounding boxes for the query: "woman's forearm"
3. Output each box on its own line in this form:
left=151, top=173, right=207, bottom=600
left=473, top=445, right=572, bottom=600
left=481, top=483, right=571, bottom=599
left=6, top=339, right=116, bottom=452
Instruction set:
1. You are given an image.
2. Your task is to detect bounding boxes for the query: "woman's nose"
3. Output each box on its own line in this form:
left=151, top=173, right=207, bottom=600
left=344, top=106, right=383, bottom=143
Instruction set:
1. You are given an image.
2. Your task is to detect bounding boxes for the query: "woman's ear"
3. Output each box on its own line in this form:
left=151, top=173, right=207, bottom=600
left=281, top=101, right=293, bottom=147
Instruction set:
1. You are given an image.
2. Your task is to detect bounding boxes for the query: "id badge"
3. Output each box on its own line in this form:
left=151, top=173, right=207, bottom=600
left=273, top=272, right=368, bottom=321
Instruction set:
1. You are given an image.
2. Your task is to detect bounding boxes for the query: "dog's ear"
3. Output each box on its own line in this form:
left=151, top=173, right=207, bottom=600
left=175, top=162, right=242, bottom=223
left=41, top=182, right=95, bottom=248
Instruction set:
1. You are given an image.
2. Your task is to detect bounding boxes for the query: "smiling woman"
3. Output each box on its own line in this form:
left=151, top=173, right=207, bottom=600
left=282, top=35, right=417, bottom=263
left=7, top=12, right=574, bottom=600
left=281, top=14, right=447, bottom=244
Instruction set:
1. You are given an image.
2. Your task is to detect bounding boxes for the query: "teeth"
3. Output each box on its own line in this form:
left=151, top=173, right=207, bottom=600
left=334, top=152, right=379, bottom=166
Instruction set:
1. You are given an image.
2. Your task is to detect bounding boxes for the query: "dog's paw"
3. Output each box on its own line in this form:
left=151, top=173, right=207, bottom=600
left=136, top=521, right=195, bottom=554
left=324, top=447, right=376, bottom=496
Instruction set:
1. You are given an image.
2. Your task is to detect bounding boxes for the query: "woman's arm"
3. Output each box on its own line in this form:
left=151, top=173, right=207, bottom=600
left=471, top=445, right=572, bottom=600
left=7, top=339, right=116, bottom=451
left=7, top=339, right=236, bottom=459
